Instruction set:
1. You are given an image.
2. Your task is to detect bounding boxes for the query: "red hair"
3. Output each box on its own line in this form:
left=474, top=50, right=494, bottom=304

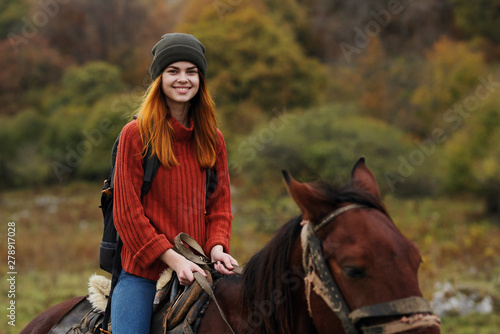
left=135, top=73, right=217, bottom=169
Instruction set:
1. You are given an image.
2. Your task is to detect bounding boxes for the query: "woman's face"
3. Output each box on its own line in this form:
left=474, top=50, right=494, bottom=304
left=161, top=61, right=200, bottom=105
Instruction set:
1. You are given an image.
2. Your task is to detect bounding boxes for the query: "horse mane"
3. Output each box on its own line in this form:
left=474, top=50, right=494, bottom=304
left=316, top=178, right=388, bottom=216
left=240, top=178, right=387, bottom=333
left=240, top=215, right=303, bottom=333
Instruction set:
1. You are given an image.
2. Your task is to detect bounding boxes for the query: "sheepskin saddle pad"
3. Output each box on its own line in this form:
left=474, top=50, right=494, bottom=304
left=87, top=269, right=214, bottom=333
left=87, top=270, right=175, bottom=313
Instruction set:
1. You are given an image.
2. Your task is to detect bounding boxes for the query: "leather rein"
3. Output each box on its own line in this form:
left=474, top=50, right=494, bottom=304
left=301, top=204, right=442, bottom=334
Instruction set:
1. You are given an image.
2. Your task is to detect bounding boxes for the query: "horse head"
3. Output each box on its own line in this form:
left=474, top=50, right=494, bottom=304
left=283, top=157, right=441, bottom=334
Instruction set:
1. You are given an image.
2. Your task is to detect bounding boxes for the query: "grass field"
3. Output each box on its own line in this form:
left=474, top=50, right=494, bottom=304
left=1, top=182, right=499, bottom=333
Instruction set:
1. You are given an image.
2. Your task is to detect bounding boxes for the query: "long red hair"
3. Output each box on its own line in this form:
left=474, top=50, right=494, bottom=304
left=135, top=73, right=217, bottom=169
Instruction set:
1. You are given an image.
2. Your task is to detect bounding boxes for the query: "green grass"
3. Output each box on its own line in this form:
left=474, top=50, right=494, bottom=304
left=1, top=183, right=499, bottom=333
left=0, top=182, right=106, bottom=333
left=442, top=314, right=500, bottom=334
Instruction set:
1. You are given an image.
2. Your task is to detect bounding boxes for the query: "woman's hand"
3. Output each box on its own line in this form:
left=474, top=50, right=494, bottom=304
left=210, top=245, right=239, bottom=275
left=160, top=249, right=206, bottom=286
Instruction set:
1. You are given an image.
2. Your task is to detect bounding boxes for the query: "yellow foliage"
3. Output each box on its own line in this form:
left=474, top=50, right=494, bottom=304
left=414, top=36, right=486, bottom=104
left=357, top=38, right=390, bottom=120
left=410, top=36, right=488, bottom=136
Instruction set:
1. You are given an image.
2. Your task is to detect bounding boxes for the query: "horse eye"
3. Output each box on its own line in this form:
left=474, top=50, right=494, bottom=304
left=343, top=266, right=366, bottom=279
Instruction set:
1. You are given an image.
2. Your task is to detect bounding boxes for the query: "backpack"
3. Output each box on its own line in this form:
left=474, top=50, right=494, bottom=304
left=99, top=132, right=160, bottom=273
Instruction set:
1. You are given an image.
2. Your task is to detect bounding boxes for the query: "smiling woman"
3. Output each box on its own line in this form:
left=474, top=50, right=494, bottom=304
left=108, top=33, right=238, bottom=334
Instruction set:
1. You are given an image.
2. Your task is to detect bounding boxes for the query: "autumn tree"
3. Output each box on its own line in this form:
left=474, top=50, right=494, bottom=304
left=443, top=91, right=500, bottom=216
left=296, top=0, right=454, bottom=63
left=327, top=37, right=427, bottom=135
left=177, top=2, right=326, bottom=132
left=409, top=37, right=488, bottom=137
left=452, top=0, right=500, bottom=44
left=37, top=0, right=176, bottom=84
left=0, top=36, right=70, bottom=115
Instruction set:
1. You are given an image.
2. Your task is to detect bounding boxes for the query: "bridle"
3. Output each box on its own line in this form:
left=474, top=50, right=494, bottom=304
left=301, top=204, right=441, bottom=334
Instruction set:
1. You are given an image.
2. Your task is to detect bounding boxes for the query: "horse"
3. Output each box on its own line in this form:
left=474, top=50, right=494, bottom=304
left=22, top=158, right=441, bottom=333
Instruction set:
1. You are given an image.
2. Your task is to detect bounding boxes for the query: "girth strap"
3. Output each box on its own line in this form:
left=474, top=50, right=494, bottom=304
left=193, top=272, right=235, bottom=334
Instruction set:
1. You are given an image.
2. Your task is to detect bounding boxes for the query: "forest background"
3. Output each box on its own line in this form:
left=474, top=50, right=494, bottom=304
left=1, top=0, right=500, bottom=332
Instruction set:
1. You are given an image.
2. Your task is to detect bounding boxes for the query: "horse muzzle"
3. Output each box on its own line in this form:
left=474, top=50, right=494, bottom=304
left=349, top=296, right=441, bottom=334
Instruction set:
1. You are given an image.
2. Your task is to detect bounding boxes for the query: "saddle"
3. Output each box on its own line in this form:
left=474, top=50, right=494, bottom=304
left=48, top=233, right=241, bottom=334
left=152, top=233, right=239, bottom=333
left=151, top=268, right=219, bottom=333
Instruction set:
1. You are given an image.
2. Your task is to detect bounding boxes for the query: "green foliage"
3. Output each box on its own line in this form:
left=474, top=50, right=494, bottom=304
left=231, top=104, right=438, bottom=208
left=75, top=95, right=135, bottom=180
left=43, top=93, right=134, bottom=184
left=0, top=57, right=148, bottom=187
left=58, top=61, right=125, bottom=107
left=0, top=110, right=50, bottom=188
left=30, top=61, right=128, bottom=185
left=0, top=0, right=28, bottom=37
left=442, top=313, right=500, bottom=334
left=410, top=37, right=488, bottom=137
left=442, top=92, right=500, bottom=213
left=452, top=0, right=500, bottom=43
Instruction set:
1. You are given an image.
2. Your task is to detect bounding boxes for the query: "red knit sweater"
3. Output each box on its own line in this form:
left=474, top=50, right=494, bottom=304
left=113, top=118, right=232, bottom=281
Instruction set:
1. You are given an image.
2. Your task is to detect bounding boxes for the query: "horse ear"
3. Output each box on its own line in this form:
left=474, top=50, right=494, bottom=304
left=282, top=170, right=322, bottom=220
left=350, top=157, right=381, bottom=199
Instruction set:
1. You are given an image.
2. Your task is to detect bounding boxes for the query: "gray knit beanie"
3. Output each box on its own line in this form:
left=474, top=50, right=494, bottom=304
left=149, top=33, right=207, bottom=80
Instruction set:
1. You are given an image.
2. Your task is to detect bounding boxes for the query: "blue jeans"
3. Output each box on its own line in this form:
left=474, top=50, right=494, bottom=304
left=111, top=270, right=156, bottom=334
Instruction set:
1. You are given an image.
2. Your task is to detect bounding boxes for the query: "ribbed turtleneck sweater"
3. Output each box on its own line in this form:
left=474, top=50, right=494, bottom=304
left=113, top=118, right=232, bottom=281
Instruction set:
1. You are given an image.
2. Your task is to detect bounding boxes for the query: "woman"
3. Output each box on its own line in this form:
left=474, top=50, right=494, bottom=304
left=111, top=33, right=238, bottom=333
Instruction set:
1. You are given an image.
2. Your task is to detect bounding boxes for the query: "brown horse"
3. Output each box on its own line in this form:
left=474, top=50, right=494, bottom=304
left=22, top=158, right=440, bottom=333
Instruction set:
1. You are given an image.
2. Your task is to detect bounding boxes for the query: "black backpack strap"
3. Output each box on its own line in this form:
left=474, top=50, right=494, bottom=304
left=205, top=129, right=218, bottom=204
left=206, top=166, right=217, bottom=204
left=141, top=145, right=161, bottom=199
left=108, top=132, right=122, bottom=190
left=206, top=167, right=212, bottom=195
left=100, top=146, right=160, bottom=333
